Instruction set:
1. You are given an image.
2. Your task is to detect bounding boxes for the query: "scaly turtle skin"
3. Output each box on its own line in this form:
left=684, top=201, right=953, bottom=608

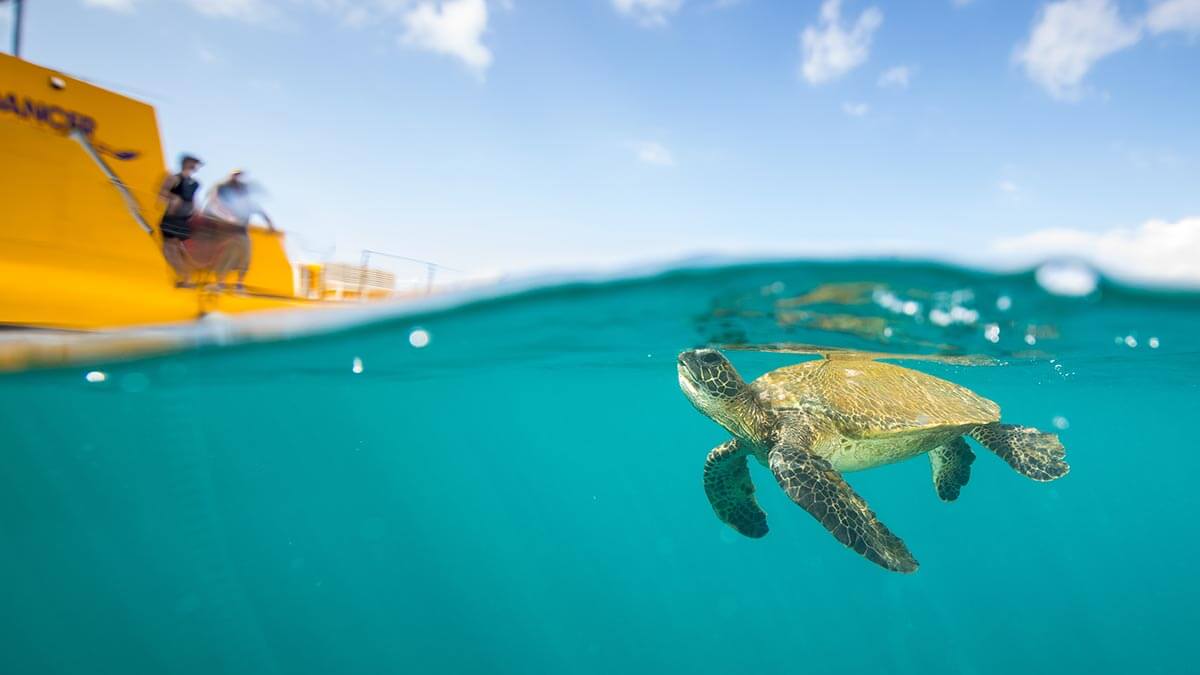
left=678, top=348, right=1069, bottom=573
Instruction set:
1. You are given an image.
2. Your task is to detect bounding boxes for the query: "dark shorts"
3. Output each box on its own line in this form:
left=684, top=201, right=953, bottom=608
left=161, top=215, right=191, bottom=240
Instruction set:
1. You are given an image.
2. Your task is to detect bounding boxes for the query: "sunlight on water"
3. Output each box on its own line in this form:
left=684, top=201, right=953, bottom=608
left=1, top=260, right=1197, bottom=674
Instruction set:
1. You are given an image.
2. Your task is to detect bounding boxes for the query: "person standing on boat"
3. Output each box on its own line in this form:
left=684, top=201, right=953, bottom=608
left=205, top=169, right=276, bottom=293
left=157, top=154, right=203, bottom=288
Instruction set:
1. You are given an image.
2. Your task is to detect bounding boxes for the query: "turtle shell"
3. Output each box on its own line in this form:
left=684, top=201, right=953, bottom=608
left=751, top=357, right=1000, bottom=438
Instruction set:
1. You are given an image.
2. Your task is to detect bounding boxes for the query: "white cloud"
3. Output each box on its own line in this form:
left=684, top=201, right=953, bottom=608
left=841, top=101, right=869, bottom=117
left=187, top=0, right=278, bottom=23
left=877, top=65, right=913, bottom=88
left=1014, top=0, right=1141, bottom=101
left=613, top=0, right=684, bottom=27
left=401, top=0, right=493, bottom=76
left=632, top=141, right=676, bottom=167
left=998, top=179, right=1020, bottom=193
left=1146, top=0, right=1200, bottom=34
left=951, top=0, right=974, bottom=7
left=127, top=1, right=505, bottom=75
left=991, top=217, right=1200, bottom=286
left=82, top=0, right=137, bottom=11
left=800, top=0, right=884, bottom=85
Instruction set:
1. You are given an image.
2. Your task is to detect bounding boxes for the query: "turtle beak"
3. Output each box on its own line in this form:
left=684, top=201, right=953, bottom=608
left=677, top=350, right=700, bottom=381
left=677, top=356, right=701, bottom=400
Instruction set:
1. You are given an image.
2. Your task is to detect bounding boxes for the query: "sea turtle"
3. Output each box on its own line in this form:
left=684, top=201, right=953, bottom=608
left=677, top=347, right=1069, bottom=572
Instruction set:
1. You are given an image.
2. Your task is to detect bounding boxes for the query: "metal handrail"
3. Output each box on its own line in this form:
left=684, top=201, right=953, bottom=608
left=68, top=128, right=153, bottom=235
left=358, top=249, right=461, bottom=297
left=7, top=0, right=24, bottom=58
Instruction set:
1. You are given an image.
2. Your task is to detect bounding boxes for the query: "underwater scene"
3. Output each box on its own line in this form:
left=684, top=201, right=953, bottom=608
left=1, top=259, right=1197, bottom=675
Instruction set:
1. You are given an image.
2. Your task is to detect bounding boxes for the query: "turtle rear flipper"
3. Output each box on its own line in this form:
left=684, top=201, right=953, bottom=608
left=970, top=423, right=1069, bottom=482
left=704, top=440, right=768, bottom=538
left=930, top=437, right=975, bottom=502
left=767, top=438, right=918, bottom=573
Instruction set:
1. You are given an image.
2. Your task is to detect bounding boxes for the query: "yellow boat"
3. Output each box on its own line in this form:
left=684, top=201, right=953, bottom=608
left=0, top=52, right=445, bottom=369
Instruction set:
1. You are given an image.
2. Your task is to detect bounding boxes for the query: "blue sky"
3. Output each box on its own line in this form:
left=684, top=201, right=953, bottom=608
left=9, top=0, right=1200, bottom=277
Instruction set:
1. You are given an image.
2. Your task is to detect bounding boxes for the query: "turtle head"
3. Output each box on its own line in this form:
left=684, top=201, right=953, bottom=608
left=678, top=349, right=769, bottom=444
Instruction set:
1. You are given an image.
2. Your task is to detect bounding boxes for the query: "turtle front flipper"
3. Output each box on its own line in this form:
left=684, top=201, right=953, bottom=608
left=929, top=437, right=975, bottom=502
left=970, top=423, right=1069, bottom=482
left=704, top=440, right=768, bottom=538
left=767, top=439, right=919, bottom=573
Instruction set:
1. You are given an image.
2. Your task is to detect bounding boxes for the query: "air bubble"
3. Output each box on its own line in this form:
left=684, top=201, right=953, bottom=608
left=949, top=306, right=979, bottom=324
left=352, top=357, right=364, bottom=374
left=409, top=329, right=431, bottom=348
left=85, top=371, right=107, bottom=383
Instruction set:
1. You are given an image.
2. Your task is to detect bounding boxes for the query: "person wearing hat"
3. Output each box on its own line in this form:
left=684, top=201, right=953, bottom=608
left=205, top=168, right=276, bottom=293
left=157, top=153, right=203, bottom=287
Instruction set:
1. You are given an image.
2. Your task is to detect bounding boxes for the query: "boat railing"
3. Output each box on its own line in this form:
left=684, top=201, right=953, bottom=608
left=357, top=249, right=464, bottom=298
left=68, top=128, right=154, bottom=235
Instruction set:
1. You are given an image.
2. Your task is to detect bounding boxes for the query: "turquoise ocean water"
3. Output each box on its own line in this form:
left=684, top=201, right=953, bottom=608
left=1, top=260, right=1197, bottom=674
